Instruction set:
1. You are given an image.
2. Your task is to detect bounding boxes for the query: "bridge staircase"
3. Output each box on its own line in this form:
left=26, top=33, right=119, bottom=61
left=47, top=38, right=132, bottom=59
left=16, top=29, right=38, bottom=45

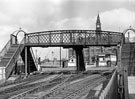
left=0, top=35, right=37, bottom=79
left=121, top=43, right=135, bottom=76
left=121, top=43, right=135, bottom=99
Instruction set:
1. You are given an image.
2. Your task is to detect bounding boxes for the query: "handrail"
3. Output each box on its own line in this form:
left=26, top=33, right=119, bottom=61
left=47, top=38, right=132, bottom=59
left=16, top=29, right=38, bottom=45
left=99, top=69, right=117, bottom=98
left=26, top=30, right=123, bottom=35
left=30, top=48, right=38, bottom=70
left=5, top=38, right=25, bottom=78
left=10, top=34, right=17, bottom=44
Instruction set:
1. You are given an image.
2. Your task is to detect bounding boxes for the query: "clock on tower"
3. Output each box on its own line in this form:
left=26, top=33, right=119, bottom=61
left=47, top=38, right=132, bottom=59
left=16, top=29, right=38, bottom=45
left=97, top=24, right=100, bottom=28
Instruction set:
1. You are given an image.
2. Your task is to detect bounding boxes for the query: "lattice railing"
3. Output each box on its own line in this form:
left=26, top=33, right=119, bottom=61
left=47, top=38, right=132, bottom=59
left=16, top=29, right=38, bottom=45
left=25, top=30, right=123, bottom=46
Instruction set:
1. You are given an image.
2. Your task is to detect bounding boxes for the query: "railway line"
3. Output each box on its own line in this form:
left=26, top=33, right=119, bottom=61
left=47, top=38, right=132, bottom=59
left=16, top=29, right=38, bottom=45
left=0, top=72, right=65, bottom=99
left=0, top=70, right=112, bottom=99
left=12, top=71, right=111, bottom=99
left=35, top=74, right=106, bottom=99
left=9, top=71, right=74, bottom=99
left=0, top=72, right=50, bottom=89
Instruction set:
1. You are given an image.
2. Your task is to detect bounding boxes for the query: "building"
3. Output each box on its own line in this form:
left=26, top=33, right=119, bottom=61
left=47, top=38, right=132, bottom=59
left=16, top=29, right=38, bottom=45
left=96, top=13, right=101, bottom=32
left=68, top=14, right=116, bottom=65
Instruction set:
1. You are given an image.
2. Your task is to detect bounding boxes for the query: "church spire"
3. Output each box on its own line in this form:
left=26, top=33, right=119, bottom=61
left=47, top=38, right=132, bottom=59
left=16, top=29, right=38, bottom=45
left=96, top=13, right=101, bottom=24
left=96, top=13, right=101, bottom=31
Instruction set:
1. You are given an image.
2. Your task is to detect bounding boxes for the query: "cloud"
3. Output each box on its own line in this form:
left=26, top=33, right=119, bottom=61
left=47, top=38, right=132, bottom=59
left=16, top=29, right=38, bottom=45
left=74, top=0, right=135, bottom=2
left=48, top=8, right=135, bottom=32
left=100, top=8, right=135, bottom=31
left=48, top=17, right=96, bottom=30
left=0, top=0, right=135, bottom=60
left=0, top=26, right=15, bottom=50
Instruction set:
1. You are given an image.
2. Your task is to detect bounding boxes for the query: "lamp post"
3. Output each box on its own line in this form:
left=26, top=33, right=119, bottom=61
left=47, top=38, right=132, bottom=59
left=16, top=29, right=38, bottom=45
left=52, top=51, right=54, bottom=65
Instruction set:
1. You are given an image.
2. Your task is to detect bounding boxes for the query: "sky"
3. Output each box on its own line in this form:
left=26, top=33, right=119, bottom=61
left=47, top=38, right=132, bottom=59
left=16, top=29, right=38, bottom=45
left=0, top=0, right=135, bottom=60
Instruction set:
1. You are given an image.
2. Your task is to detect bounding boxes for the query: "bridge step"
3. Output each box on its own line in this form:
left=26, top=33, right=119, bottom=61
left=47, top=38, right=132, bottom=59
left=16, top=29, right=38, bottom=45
left=0, top=45, right=18, bottom=66
left=4, top=53, right=14, bottom=57
left=0, top=43, right=22, bottom=79
left=0, top=60, right=9, bottom=67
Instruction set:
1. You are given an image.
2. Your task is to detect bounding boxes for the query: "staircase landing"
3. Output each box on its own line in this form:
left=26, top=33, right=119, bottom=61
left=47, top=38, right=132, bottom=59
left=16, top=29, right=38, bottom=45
left=128, top=76, right=135, bottom=99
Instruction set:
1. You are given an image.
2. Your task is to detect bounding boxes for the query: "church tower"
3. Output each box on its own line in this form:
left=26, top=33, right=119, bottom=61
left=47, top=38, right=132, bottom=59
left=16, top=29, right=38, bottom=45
left=96, top=13, right=101, bottom=31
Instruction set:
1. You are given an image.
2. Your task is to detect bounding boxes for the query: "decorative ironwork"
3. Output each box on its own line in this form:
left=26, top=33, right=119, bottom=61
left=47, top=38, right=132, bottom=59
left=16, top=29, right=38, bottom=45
left=123, top=27, right=135, bottom=43
left=25, top=30, right=123, bottom=46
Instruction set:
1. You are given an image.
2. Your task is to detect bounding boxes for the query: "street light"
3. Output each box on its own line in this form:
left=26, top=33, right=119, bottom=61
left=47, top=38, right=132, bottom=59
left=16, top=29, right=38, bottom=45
left=52, top=51, right=54, bottom=65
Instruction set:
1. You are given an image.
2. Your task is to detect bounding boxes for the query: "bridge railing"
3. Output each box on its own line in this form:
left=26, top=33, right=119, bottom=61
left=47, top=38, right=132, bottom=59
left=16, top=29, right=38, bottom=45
left=25, top=30, right=123, bottom=46
left=98, top=69, right=119, bottom=99
left=0, top=34, right=17, bottom=60
left=5, top=38, right=25, bottom=78
left=0, top=39, right=11, bottom=59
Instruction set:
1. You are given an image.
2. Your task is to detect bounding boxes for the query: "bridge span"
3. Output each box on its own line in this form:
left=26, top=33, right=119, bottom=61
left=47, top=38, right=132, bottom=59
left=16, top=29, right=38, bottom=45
left=0, top=28, right=135, bottom=99
left=24, top=30, right=122, bottom=74
left=25, top=30, right=122, bottom=47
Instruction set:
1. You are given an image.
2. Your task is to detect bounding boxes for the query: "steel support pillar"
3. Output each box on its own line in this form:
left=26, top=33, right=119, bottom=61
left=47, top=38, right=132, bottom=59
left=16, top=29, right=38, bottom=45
left=25, top=47, right=28, bottom=77
left=73, top=46, right=85, bottom=71
left=14, top=62, right=18, bottom=75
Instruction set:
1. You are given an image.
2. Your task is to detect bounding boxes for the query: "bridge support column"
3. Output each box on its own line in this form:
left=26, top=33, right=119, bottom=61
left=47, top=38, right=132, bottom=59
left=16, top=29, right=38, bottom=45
left=14, top=62, right=18, bottom=75
left=73, top=46, right=85, bottom=71
left=25, top=47, right=28, bottom=77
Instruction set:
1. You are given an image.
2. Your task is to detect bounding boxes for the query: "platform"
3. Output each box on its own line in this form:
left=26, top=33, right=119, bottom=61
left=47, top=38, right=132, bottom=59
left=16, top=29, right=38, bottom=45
left=128, top=76, right=135, bottom=99
left=41, top=66, right=115, bottom=72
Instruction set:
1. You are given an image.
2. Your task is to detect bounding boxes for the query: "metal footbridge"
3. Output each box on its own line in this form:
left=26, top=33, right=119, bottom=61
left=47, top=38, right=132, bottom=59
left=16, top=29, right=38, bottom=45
left=25, top=30, right=122, bottom=47
left=0, top=28, right=135, bottom=99
left=0, top=29, right=123, bottom=78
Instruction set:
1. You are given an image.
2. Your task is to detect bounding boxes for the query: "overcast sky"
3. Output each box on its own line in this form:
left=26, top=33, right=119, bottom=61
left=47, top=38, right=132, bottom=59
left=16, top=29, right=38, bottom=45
left=0, top=0, right=135, bottom=60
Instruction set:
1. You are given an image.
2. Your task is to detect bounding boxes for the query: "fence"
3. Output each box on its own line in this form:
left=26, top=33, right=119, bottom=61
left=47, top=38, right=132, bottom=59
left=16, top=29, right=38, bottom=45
left=98, top=70, right=119, bottom=99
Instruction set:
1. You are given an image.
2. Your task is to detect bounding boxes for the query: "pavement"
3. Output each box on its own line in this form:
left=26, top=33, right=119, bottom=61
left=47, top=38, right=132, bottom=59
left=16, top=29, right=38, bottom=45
left=128, top=76, right=135, bottom=99
left=41, top=65, right=115, bottom=72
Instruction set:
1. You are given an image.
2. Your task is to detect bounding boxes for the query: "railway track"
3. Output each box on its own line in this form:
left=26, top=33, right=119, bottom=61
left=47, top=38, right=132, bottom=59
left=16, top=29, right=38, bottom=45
left=0, top=70, right=111, bottom=99
left=38, top=74, right=106, bottom=99
left=0, top=72, right=47, bottom=88
left=9, top=71, right=92, bottom=99
left=18, top=72, right=108, bottom=99
left=0, top=72, right=50, bottom=91
left=0, top=72, right=64, bottom=99
left=9, top=71, right=72, bottom=99
left=62, top=75, right=105, bottom=99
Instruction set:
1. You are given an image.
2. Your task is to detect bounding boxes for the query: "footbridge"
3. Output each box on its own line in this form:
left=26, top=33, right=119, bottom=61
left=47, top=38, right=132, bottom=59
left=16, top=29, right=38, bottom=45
left=0, top=28, right=135, bottom=99
left=25, top=30, right=122, bottom=47
left=0, top=29, right=123, bottom=78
